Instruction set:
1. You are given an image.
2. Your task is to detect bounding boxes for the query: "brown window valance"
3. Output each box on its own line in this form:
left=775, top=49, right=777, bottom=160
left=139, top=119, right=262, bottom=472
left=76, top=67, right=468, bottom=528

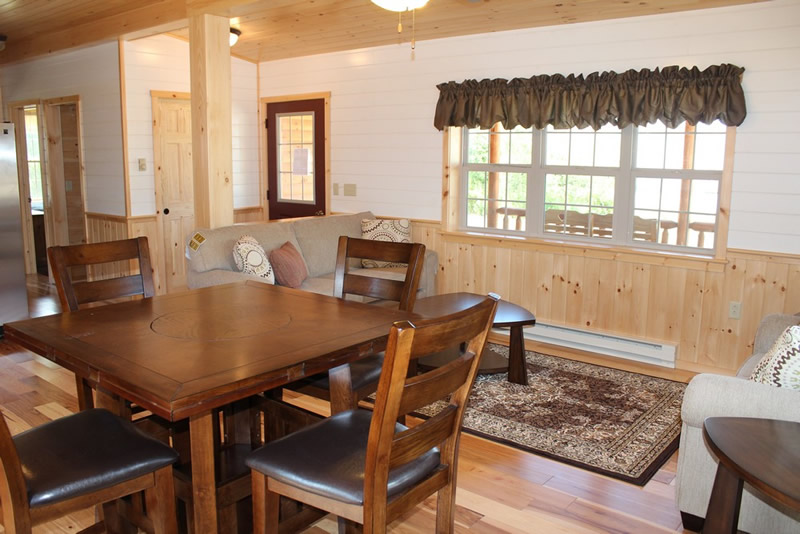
left=433, top=64, right=746, bottom=131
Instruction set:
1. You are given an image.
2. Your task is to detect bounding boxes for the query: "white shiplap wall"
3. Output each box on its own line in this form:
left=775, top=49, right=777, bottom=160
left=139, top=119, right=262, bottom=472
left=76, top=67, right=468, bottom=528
left=0, top=43, right=126, bottom=216
left=123, top=34, right=260, bottom=216
left=258, top=0, right=800, bottom=255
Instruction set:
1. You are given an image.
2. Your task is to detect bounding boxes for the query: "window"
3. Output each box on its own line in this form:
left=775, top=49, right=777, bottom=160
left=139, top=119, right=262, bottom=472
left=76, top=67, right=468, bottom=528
left=461, top=120, right=730, bottom=253
left=276, top=112, right=315, bottom=204
left=24, top=106, right=44, bottom=213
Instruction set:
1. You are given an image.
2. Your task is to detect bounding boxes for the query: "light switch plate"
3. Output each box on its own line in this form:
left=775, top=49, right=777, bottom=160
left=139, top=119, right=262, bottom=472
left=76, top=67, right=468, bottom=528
left=138, top=158, right=147, bottom=171
left=333, top=183, right=340, bottom=195
left=343, top=183, right=357, bottom=196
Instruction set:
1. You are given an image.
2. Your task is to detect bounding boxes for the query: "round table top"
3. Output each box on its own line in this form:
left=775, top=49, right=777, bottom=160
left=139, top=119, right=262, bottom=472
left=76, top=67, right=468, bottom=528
left=704, top=417, right=800, bottom=511
left=414, top=292, right=536, bottom=328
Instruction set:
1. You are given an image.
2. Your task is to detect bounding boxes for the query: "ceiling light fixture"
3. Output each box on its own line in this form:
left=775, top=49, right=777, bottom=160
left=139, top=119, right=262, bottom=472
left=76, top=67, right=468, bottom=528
left=370, top=0, right=429, bottom=59
left=229, top=28, right=241, bottom=47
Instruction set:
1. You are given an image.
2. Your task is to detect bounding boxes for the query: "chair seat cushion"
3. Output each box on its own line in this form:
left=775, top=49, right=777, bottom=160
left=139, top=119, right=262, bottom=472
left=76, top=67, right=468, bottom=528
left=246, top=409, right=440, bottom=505
left=310, top=353, right=385, bottom=392
left=14, top=409, right=179, bottom=508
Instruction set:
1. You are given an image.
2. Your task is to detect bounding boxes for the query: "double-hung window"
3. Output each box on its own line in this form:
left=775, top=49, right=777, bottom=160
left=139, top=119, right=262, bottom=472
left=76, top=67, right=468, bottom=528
left=461, top=119, right=729, bottom=254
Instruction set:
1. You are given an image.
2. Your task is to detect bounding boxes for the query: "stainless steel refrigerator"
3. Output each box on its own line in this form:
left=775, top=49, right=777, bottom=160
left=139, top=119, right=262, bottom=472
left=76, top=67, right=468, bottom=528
left=0, top=123, right=29, bottom=331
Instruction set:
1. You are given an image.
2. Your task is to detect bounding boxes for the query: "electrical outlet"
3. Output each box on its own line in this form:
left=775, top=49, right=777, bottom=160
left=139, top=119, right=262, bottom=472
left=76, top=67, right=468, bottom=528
left=729, top=301, right=742, bottom=320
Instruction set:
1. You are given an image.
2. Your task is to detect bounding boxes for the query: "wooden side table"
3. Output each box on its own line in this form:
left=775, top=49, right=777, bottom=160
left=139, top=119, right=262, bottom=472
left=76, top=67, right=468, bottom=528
left=702, top=417, right=800, bottom=533
left=415, top=292, right=536, bottom=385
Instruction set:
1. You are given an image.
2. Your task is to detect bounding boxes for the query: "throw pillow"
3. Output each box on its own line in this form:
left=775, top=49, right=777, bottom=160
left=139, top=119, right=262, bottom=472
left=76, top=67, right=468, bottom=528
left=749, top=325, right=800, bottom=390
left=268, top=241, right=308, bottom=288
left=361, top=218, right=411, bottom=268
left=232, top=235, right=275, bottom=284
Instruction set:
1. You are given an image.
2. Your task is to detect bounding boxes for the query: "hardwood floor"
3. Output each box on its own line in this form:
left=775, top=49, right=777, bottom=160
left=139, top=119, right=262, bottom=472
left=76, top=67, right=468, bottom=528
left=0, top=276, right=694, bottom=533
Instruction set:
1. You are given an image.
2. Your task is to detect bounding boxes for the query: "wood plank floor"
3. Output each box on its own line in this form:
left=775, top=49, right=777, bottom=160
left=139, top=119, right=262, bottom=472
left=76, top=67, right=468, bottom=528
left=0, top=276, right=696, bottom=533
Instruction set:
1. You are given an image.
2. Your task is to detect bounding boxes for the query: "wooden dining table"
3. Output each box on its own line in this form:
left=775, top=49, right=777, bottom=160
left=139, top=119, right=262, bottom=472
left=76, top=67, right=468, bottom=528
left=3, top=281, right=414, bottom=534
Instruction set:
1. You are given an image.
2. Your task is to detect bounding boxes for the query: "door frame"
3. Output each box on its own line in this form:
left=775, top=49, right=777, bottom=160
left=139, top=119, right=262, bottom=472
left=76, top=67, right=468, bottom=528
left=43, top=95, right=87, bottom=250
left=151, top=90, right=191, bottom=293
left=8, top=100, right=41, bottom=275
left=260, top=92, right=331, bottom=219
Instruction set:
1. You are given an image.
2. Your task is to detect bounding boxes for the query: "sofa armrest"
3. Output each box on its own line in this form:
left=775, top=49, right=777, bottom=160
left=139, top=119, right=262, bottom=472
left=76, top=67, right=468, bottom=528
left=420, top=249, right=439, bottom=297
left=682, top=373, right=800, bottom=429
left=753, top=313, right=800, bottom=355
left=187, top=269, right=272, bottom=289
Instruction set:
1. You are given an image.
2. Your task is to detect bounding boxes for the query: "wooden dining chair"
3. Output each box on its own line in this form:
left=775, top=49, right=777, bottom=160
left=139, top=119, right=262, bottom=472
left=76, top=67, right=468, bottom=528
left=47, top=237, right=156, bottom=411
left=291, top=236, right=426, bottom=414
left=247, top=294, right=498, bottom=534
left=0, top=408, right=179, bottom=534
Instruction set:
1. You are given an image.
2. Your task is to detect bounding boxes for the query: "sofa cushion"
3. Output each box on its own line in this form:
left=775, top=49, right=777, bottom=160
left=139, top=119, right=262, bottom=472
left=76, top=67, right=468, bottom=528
left=361, top=218, right=412, bottom=268
left=187, top=220, right=302, bottom=274
left=269, top=242, right=308, bottom=288
left=232, top=235, right=275, bottom=283
left=292, top=211, right=374, bottom=278
left=749, top=325, right=800, bottom=389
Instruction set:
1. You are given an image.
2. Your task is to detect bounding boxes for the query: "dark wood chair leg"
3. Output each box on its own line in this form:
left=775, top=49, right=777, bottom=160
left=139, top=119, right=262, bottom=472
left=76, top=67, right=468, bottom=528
left=337, top=517, right=362, bottom=534
left=146, top=466, right=178, bottom=534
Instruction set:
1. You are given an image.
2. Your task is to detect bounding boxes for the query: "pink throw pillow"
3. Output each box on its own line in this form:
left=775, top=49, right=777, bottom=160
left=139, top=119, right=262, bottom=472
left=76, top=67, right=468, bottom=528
left=268, top=242, right=308, bottom=288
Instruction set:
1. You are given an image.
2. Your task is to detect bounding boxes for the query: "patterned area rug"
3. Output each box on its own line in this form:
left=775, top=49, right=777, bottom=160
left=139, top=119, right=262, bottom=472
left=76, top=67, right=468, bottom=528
left=415, top=344, right=686, bottom=485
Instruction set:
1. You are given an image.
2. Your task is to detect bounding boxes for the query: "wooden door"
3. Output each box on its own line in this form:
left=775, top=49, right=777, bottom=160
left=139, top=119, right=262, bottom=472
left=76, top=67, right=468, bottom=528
left=153, top=94, right=193, bottom=293
left=266, top=97, right=327, bottom=219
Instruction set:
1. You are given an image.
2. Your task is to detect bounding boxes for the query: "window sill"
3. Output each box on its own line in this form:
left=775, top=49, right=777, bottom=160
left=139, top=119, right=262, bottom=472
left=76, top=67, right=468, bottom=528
left=439, top=230, right=727, bottom=272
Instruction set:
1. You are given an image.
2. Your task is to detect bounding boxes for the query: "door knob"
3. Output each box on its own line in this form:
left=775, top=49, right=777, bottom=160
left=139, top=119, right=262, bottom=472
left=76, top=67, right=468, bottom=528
left=163, top=208, right=170, bottom=215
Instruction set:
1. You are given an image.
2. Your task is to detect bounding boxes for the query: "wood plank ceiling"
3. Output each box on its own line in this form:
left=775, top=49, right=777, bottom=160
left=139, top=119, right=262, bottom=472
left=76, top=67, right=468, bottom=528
left=0, top=0, right=766, bottom=65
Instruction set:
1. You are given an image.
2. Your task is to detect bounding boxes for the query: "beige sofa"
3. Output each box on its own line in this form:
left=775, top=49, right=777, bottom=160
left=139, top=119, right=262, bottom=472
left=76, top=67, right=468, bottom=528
left=676, top=313, right=800, bottom=533
left=185, top=211, right=438, bottom=299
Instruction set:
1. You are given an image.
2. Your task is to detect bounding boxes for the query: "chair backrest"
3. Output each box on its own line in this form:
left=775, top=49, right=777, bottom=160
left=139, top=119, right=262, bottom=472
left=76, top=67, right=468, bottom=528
left=362, top=294, right=498, bottom=528
left=47, top=237, right=156, bottom=312
left=0, top=412, right=33, bottom=532
left=333, top=236, right=425, bottom=312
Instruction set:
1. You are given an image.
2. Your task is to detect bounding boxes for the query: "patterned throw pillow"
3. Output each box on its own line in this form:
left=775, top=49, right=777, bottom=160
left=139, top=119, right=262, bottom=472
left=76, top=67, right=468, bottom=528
left=268, top=241, right=308, bottom=288
left=361, top=218, right=411, bottom=268
left=749, top=325, right=800, bottom=390
left=232, top=235, right=274, bottom=283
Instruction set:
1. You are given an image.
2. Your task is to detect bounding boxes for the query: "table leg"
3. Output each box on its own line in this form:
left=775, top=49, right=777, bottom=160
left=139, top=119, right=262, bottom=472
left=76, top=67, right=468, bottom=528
left=190, top=411, right=219, bottom=534
left=703, top=462, right=744, bottom=534
left=507, top=326, right=528, bottom=386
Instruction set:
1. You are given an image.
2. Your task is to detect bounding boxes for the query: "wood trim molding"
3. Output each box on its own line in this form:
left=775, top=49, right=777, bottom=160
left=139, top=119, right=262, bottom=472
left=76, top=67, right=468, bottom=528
left=85, top=212, right=128, bottom=222
left=150, top=90, right=192, bottom=100
left=41, top=95, right=80, bottom=106
left=714, top=126, right=736, bottom=258
left=119, top=39, right=132, bottom=218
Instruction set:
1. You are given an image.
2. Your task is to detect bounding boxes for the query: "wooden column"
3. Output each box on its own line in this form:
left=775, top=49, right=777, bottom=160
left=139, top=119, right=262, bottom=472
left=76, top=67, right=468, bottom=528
left=189, top=13, right=233, bottom=229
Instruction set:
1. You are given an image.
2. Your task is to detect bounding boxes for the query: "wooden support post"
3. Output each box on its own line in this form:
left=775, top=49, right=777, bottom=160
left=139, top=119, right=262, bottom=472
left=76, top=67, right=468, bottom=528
left=189, top=13, right=234, bottom=229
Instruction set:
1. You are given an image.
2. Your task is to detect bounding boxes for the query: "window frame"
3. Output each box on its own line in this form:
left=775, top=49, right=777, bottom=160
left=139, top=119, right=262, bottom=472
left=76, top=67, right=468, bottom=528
left=453, top=123, right=735, bottom=259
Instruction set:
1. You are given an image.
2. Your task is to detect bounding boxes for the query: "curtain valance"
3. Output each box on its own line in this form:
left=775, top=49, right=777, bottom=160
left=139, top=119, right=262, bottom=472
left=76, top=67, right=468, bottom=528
left=433, top=64, right=746, bottom=131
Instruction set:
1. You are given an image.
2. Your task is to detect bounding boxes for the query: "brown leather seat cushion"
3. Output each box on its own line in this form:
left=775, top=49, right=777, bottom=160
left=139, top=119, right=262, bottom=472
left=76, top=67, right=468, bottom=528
left=246, top=409, right=440, bottom=504
left=308, top=353, right=385, bottom=392
left=14, top=408, right=179, bottom=508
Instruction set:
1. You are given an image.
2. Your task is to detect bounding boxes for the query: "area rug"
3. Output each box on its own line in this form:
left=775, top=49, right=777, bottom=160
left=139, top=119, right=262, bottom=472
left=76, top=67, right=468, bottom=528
left=415, top=344, right=686, bottom=486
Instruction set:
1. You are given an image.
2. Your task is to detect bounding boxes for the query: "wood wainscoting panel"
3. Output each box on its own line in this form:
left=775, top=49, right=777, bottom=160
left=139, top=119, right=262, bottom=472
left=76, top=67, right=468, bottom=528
left=234, top=207, right=264, bottom=223
left=407, top=223, right=800, bottom=374
left=84, top=212, right=128, bottom=281
left=128, top=215, right=165, bottom=295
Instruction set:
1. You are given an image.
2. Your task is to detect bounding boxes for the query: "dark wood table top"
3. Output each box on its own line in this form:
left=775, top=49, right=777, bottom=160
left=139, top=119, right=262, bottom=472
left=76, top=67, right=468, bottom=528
left=4, top=281, right=412, bottom=421
left=704, top=417, right=800, bottom=511
left=414, top=292, right=536, bottom=327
